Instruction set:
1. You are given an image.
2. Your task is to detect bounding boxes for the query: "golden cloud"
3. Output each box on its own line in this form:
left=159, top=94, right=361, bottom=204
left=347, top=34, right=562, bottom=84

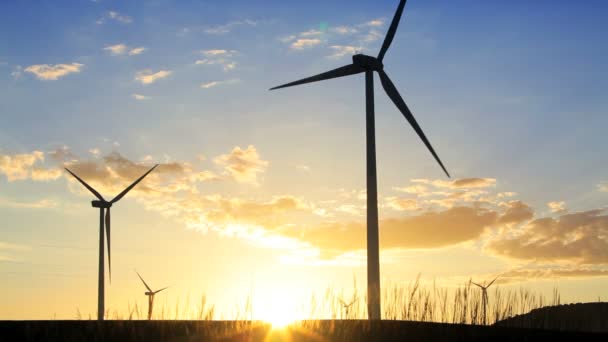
left=214, top=145, right=268, bottom=184
left=487, top=209, right=608, bottom=264
left=0, top=151, right=61, bottom=182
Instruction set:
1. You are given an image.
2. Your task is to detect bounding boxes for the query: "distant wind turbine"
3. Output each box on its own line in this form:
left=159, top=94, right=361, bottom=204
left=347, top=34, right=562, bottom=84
left=136, top=271, right=169, bottom=320
left=339, top=295, right=359, bottom=319
left=65, top=164, right=158, bottom=321
left=472, top=276, right=499, bottom=325
left=270, top=0, right=450, bottom=320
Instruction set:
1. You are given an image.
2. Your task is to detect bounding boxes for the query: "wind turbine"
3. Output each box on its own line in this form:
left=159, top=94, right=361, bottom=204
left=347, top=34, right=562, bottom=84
left=270, top=0, right=450, bottom=320
left=339, top=295, right=359, bottom=319
left=472, top=276, right=499, bottom=325
left=136, top=271, right=169, bottom=320
left=64, top=164, right=158, bottom=321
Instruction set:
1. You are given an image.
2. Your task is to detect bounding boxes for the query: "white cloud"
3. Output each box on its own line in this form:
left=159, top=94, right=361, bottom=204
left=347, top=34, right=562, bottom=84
left=203, top=20, right=257, bottom=35
left=104, top=44, right=146, bottom=56
left=128, top=47, right=146, bottom=55
left=132, top=94, right=150, bottom=100
left=195, top=50, right=238, bottom=71
left=200, top=79, right=240, bottom=89
left=291, top=38, right=322, bottom=50
left=24, top=63, right=83, bottom=80
left=328, top=45, right=359, bottom=59
left=135, top=70, right=172, bottom=85
left=103, top=44, right=127, bottom=55
left=364, top=19, right=385, bottom=27
left=98, top=11, right=132, bottom=24
left=11, top=65, right=23, bottom=80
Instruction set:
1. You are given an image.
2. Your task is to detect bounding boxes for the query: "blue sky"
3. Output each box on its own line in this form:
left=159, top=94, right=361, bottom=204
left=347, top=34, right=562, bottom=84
left=1, top=0, right=608, bottom=319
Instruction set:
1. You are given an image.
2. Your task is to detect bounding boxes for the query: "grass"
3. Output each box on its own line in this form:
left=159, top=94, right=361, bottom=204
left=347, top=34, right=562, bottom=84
left=67, top=275, right=564, bottom=325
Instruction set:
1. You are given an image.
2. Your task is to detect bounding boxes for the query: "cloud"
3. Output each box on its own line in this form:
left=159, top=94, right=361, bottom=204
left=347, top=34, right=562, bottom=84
left=497, top=200, right=534, bottom=225
left=394, top=185, right=429, bottom=195
left=0, top=198, right=58, bottom=209
left=413, top=178, right=497, bottom=189
left=330, top=26, right=358, bottom=35
left=499, top=267, right=608, bottom=283
left=129, top=47, right=146, bottom=55
left=597, top=183, right=608, bottom=192
left=386, top=197, right=419, bottom=211
left=97, top=11, right=132, bottom=24
left=105, top=44, right=146, bottom=56
left=135, top=70, right=172, bottom=85
left=24, top=63, right=83, bottom=80
left=328, top=45, right=359, bottom=59
left=0, top=151, right=61, bottom=182
left=132, top=94, right=150, bottom=100
left=200, top=79, right=240, bottom=89
left=548, top=201, right=567, bottom=213
left=291, top=38, right=322, bottom=50
left=487, top=209, right=608, bottom=265
left=364, top=19, right=385, bottom=27
left=195, top=49, right=238, bottom=71
left=214, top=145, right=268, bottom=184
left=11, top=65, right=23, bottom=80
left=203, top=20, right=257, bottom=35
left=103, top=44, right=127, bottom=55
left=286, top=206, right=499, bottom=258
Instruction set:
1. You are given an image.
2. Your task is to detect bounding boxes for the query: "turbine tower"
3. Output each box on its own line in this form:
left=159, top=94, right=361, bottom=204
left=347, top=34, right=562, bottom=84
left=472, top=276, right=499, bottom=325
left=136, top=271, right=169, bottom=320
left=65, top=164, right=158, bottom=321
left=270, top=0, right=450, bottom=320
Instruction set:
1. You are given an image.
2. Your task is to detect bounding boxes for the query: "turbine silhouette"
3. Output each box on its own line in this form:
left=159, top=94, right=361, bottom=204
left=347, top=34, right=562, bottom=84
left=270, top=0, right=450, bottom=320
left=472, top=276, right=499, bottom=325
left=64, top=164, right=158, bottom=321
left=136, top=271, right=169, bottom=320
left=339, top=295, right=359, bottom=319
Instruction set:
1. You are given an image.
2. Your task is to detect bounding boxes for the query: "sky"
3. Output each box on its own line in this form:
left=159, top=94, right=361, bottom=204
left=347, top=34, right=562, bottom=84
left=1, top=0, right=608, bottom=320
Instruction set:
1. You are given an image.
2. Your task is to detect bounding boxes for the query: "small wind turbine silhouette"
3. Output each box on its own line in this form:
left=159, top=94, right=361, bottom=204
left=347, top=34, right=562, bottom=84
left=472, top=276, right=499, bottom=325
left=64, top=164, right=158, bottom=321
left=136, top=271, right=169, bottom=320
left=270, top=0, right=450, bottom=320
left=339, top=295, right=359, bottom=319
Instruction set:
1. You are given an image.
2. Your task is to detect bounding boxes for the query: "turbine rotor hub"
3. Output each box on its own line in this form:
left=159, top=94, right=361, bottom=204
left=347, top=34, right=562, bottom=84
left=92, top=200, right=112, bottom=209
left=353, top=54, right=383, bottom=71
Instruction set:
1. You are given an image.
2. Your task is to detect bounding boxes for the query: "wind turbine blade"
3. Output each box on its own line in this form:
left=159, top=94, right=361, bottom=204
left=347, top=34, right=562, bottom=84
left=471, top=282, right=483, bottom=288
left=154, top=286, right=169, bottom=294
left=378, top=70, right=450, bottom=178
left=136, top=271, right=153, bottom=292
left=110, top=164, right=159, bottom=204
left=487, top=276, right=499, bottom=288
left=106, top=208, right=111, bottom=283
left=270, top=64, right=364, bottom=90
left=377, top=0, right=408, bottom=61
left=64, top=168, right=105, bottom=201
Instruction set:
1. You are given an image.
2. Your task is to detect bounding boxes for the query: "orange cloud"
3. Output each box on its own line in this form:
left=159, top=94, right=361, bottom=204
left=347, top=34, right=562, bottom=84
left=214, top=145, right=268, bottom=184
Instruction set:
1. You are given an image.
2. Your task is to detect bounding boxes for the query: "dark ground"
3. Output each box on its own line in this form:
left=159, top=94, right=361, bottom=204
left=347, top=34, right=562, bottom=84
left=2, top=320, right=607, bottom=342
left=495, top=302, right=608, bottom=333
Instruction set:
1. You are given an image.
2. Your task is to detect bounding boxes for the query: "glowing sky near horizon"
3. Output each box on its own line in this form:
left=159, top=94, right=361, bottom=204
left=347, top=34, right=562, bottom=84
left=1, top=0, right=608, bottom=319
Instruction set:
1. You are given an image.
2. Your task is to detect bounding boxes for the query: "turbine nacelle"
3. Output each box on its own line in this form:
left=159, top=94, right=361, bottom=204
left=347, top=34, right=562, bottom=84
left=353, top=54, right=384, bottom=71
left=91, top=200, right=112, bottom=209
left=145, top=291, right=154, bottom=296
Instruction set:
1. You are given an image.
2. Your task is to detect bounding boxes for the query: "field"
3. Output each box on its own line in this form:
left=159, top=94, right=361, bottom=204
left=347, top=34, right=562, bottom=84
left=3, top=281, right=608, bottom=341
left=2, top=320, right=607, bottom=342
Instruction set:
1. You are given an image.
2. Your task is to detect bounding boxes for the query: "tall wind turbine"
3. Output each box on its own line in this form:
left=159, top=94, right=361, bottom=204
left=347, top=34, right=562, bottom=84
left=472, top=276, right=499, bottom=325
left=270, top=0, right=450, bottom=320
left=65, top=164, right=158, bottom=321
left=136, top=271, right=169, bottom=320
